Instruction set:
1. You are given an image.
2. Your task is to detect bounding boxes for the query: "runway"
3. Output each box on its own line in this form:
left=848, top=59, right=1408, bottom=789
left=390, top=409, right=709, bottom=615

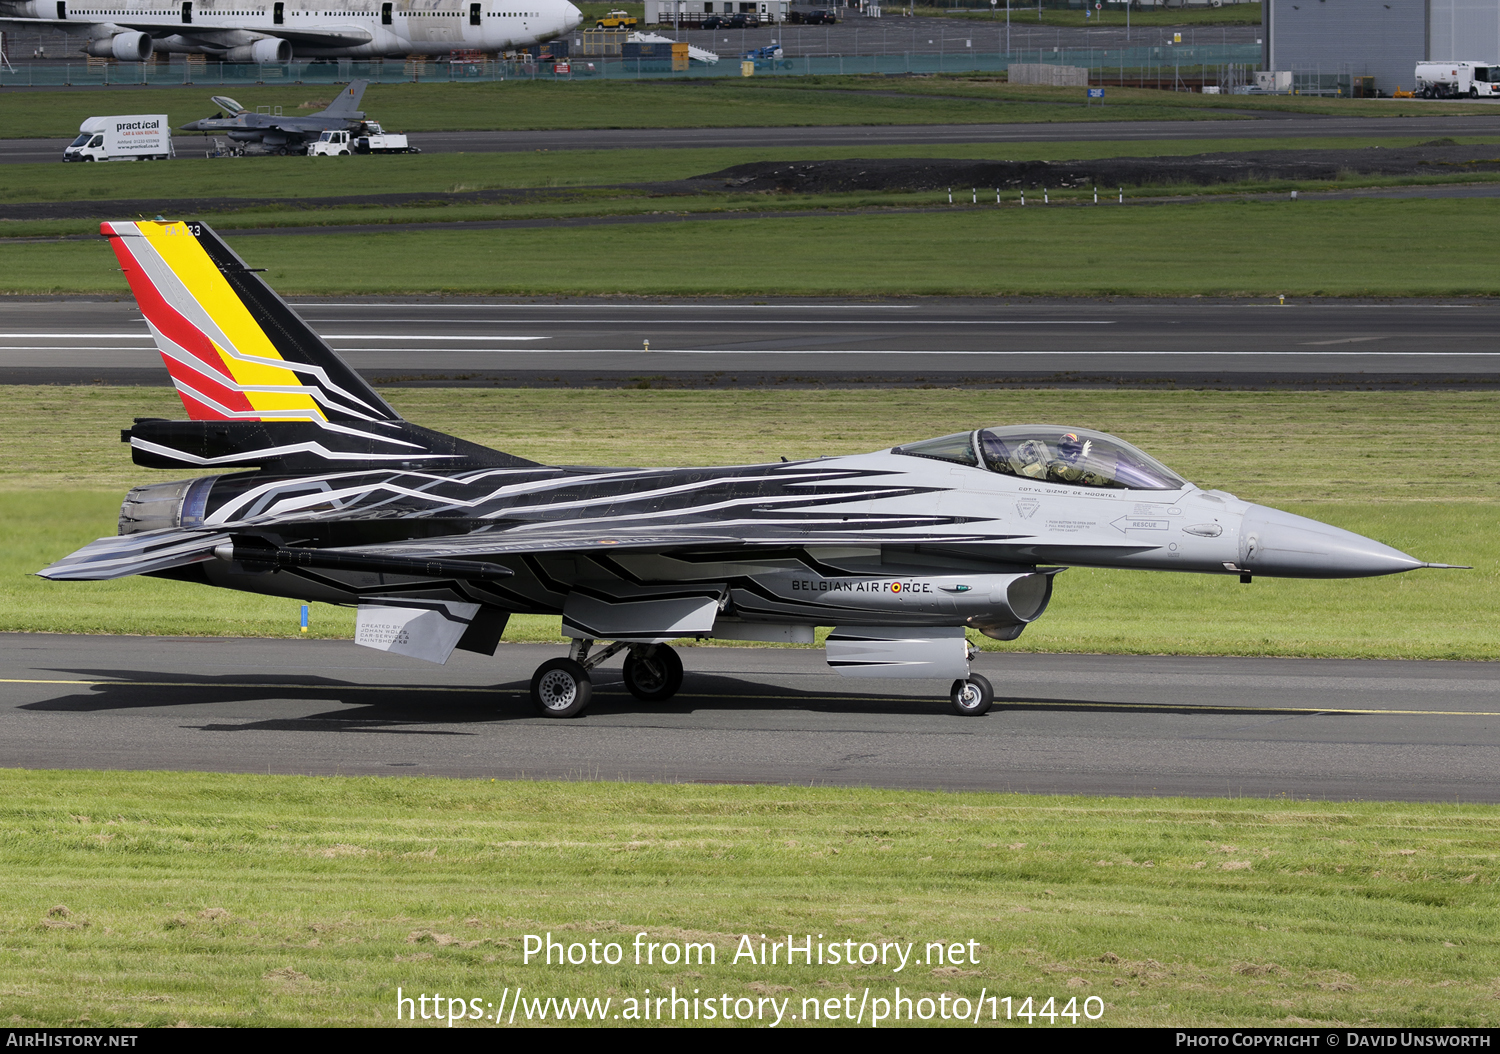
left=6, top=113, right=1500, bottom=164
left=4, top=634, right=1497, bottom=801
left=3, top=295, right=1498, bottom=387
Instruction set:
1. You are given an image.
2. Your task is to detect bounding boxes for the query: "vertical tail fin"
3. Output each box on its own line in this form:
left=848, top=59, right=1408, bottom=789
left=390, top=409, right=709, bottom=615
left=103, top=219, right=399, bottom=423
left=318, top=79, right=368, bottom=119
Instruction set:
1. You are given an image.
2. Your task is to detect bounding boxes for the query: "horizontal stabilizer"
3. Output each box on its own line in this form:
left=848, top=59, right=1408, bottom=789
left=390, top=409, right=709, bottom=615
left=37, top=529, right=229, bottom=581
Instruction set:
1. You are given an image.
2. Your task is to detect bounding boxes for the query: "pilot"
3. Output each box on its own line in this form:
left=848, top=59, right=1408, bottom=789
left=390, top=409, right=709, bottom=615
left=1048, top=432, right=1102, bottom=485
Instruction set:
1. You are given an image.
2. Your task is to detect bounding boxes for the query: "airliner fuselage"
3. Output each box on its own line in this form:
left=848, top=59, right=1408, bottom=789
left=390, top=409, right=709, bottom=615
left=2, top=0, right=582, bottom=59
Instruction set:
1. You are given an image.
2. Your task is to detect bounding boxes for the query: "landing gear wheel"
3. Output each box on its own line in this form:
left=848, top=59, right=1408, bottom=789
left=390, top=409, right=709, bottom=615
left=950, top=673, right=994, bottom=716
left=622, top=645, right=684, bottom=702
left=531, top=658, right=592, bottom=717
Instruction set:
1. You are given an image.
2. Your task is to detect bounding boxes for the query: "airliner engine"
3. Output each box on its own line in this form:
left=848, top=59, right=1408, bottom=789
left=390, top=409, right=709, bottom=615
left=222, top=37, right=293, bottom=62
left=84, top=30, right=153, bottom=60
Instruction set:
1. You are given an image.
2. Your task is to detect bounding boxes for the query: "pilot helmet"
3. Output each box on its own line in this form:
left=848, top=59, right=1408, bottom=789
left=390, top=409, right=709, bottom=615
left=1058, top=432, right=1085, bottom=460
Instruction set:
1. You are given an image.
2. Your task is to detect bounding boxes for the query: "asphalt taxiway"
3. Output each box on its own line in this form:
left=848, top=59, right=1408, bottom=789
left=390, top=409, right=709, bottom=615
left=4, top=635, right=1496, bottom=801
left=3, top=295, right=1498, bottom=387
left=7, top=113, right=1500, bottom=165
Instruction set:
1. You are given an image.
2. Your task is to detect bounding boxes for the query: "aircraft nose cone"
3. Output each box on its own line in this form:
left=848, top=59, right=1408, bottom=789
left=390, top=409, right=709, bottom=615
left=564, top=1, right=583, bottom=29
left=1241, top=505, right=1424, bottom=579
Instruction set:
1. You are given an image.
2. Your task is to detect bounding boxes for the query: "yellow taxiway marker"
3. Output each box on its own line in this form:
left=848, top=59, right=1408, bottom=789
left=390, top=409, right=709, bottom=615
left=2, top=678, right=1499, bottom=718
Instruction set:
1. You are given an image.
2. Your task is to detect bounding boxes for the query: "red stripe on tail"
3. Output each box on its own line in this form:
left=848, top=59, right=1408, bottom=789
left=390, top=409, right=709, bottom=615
left=105, top=227, right=256, bottom=420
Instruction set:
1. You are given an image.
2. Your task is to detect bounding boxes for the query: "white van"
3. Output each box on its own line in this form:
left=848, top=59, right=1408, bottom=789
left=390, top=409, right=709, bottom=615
left=63, top=116, right=174, bottom=162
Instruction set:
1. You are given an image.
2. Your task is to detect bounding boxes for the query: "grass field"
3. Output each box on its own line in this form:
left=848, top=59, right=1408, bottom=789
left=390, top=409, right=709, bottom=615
left=2, top=76, right=1482, bottom=140
left=1, top=769, right=1496, bottom=1027
left=3, top=386, right=1493, bottom=658
left=8, top=197, right=1500, bottom=296
left=10, top=133, right=1490, bottom=207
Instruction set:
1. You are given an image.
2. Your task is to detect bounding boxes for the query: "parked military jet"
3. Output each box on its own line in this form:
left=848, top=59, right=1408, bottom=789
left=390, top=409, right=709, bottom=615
left=180, top=81, right=366, bottom=155
left=39, top=221, right=1464, bottom=717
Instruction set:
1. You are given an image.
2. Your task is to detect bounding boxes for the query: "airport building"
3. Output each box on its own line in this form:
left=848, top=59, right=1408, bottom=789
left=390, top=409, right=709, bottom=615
left=644, top=0, right=792, bottom=24
left=1265, top=0, right=1500, bottom=95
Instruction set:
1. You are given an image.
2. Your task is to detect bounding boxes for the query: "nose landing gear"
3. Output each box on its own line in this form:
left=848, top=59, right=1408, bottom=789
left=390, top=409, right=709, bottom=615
left=950, top=673, right=994, bottom=716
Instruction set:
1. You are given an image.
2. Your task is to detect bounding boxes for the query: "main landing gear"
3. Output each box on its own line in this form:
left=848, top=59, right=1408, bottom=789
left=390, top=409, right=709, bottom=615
left=529, top=639, right=684, bottom=718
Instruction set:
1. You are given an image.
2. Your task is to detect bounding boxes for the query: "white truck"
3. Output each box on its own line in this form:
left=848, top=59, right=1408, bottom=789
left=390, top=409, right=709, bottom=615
left=1414, top=61, right=1500, bottom=98
left=63, top=115, right=174, bottom=162
left=306, top=125, right=419, bottom=157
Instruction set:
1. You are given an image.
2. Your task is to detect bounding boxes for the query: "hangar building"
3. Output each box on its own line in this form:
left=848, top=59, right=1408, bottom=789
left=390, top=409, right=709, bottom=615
left=1265, top=0, right=1500, bottom=95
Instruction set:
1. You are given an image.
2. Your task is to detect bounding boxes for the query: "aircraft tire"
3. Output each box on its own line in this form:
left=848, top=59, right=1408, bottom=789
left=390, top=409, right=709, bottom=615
left=622, top=645, right=684, bottom=702
left=950, top=673, right=994, bottom=716
left=531, top=658, right=592, bottom=717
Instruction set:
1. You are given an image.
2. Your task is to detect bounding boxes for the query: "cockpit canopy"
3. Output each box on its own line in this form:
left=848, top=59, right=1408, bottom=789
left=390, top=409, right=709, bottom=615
left=893, top=425, right=1188, bottom=491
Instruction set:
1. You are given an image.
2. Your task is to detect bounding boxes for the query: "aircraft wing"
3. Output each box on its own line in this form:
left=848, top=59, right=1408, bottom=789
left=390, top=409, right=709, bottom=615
left=224, top=25, right=373, bottom=46
left=0, top=14, right=78, bottom=24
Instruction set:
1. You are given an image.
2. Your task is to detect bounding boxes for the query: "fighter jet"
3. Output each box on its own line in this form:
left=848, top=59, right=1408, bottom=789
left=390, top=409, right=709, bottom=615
left=180, top=81, right=367, bottom=155
left=38, top=221, right=1466, bottom=718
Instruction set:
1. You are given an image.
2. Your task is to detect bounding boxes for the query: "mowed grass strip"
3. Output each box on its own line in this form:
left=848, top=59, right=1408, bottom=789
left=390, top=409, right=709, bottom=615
left=6, top=135, right=1496, bottom=204
left=1, top=770, right=1497, bottom=1027
left=0, top=78, right=1220, bottom=141
left=9, top=197, right=1500, bottom=296
left=2, top=387, right=1493, bottom=657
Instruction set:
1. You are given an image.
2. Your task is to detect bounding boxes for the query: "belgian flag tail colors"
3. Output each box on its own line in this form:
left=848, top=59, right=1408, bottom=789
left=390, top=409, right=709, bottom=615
left=102, top=219, right=400, bottom=424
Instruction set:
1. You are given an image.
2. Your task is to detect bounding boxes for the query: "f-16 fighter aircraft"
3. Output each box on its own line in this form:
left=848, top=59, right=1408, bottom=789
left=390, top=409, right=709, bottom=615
left=0, top=0, right=582, bottom=62
left=39, top=221, right=1463, bottom=718
left=180, top=81, right=367, bottom=155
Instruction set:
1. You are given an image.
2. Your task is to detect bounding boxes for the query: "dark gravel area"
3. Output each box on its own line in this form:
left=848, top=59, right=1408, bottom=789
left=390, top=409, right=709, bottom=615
left=700, top=139, right=1500, bottom=192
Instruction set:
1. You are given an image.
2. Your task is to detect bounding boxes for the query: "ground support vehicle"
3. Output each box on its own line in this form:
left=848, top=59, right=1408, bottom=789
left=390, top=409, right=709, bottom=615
left=307, top=130, right=353, bottom=156
left=1414, top=61, right=1500, bottom=98
left=742, top=44, right=791, bottom=69
left=63, top=115, right=173, bottom=162
left=354, top=123, right=418, bottom=154
left=596, top=9, right=639, bottom=27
